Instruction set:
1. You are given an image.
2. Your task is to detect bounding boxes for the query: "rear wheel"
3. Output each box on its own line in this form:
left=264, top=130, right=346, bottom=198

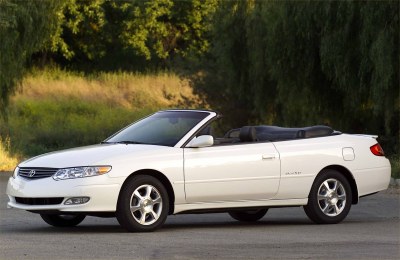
left=116, top=175, right=169, bottom=232
left=304, top=169, right=352, bottom=224
left=228, top=209, right=268, bottom=222
left=40, top=214, right=86, bottom=227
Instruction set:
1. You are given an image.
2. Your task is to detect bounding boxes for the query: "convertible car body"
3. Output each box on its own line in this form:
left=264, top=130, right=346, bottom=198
left=6, top=110, right=391, bottom=231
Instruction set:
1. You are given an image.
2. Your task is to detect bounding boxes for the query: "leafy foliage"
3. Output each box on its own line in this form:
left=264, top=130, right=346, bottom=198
left=0, top=0, right=62, bottom=113
left=197, top=0, right=398, bottom=152
left=46, top=0, right=218, bottom=69
left=48, top=0, right=106, bottom=60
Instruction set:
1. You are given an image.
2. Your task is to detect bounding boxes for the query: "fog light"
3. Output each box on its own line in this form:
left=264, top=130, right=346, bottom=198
left=64, top=197, right=90, bottom=205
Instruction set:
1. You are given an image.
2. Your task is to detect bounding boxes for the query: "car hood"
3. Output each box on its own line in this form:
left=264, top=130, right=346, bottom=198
left=18, top=143, right=172, bottom=168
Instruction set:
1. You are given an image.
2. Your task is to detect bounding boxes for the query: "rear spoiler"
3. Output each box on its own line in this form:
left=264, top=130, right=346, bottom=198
left=353, top=134, right=378, bottom=139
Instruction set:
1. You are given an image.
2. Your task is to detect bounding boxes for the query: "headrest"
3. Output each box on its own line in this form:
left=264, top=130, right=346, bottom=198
left=239, top=126, right=257, bottom=142
left=224, top=128, right=240, bottom=138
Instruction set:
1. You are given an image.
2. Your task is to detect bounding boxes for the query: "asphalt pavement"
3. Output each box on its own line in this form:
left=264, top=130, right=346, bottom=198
left=1, top=172, right=399, bottom=259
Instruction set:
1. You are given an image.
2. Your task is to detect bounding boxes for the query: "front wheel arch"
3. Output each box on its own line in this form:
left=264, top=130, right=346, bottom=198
left=118, top=169, right=175, bottom=214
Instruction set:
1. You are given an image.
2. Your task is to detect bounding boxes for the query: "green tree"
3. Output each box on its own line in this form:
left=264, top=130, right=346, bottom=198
left=111, top=0, right=218, bottom=60
left=45, top=0, right=218, bottom=70
left=197, top=0, right=398, bottom=151
left=319, top=1, right=399, bottom=136
left=48, top=0, right=106, bottom=61
left=0, top=0, right=63, bottom=114
left=194, top=0, right=256, bottom=125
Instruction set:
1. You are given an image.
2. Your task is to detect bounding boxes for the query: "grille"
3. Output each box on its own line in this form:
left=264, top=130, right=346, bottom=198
left=18, top=167, right=58, bottom=179
left=15, top=197, right=64, bottom=205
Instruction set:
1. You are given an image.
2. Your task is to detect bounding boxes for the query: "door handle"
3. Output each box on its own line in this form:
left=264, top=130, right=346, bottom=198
left=262, top=154, right=276, bottom=160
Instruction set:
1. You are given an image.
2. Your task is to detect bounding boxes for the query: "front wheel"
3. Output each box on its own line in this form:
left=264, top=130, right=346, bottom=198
left=40, top=214, right=86, bottom=227
left=116, top=175, right=169, bottom=232
left=304, top=169, right=352, bottom=224
left=228, top=209, right=268, bottom=222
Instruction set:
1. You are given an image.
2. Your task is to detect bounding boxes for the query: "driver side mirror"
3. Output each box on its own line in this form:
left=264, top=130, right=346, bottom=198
left=186, top=135, right=213, bottom=148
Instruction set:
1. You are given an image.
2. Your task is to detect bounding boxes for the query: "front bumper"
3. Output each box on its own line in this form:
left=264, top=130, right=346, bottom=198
left=6, top=175, right=122, bottom=212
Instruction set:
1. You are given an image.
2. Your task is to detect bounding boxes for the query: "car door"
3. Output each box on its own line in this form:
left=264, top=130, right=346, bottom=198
left=183, top=142, right=281, bottom=203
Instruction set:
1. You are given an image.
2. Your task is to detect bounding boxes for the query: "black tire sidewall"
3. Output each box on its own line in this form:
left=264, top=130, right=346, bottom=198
left=305, top=170, right=352, bottom=224
left=116, top=175, right=169, bottom=232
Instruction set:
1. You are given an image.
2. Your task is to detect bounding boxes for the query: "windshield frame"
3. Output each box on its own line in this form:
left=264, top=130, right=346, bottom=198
left=103, top=110, right=216, bottom=148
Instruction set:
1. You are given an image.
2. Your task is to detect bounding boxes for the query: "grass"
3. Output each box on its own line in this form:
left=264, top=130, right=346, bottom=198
left=19, top=68, right=205, bottom=109
left=0, top=68, right=207, bottom=170
left=0, top=137, right=19, bottom=171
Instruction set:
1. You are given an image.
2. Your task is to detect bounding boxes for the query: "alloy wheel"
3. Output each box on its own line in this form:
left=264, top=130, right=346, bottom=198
left=317, top=178, right=346, bottom=217
left=129, top=184, right=163, bottom=225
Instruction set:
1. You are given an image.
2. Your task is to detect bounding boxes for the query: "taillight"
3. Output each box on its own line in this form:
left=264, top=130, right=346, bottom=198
left=370, top=143, right=385, bottom=156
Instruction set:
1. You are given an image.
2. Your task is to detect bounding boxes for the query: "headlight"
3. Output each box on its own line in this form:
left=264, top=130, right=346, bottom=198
left=53, top=166, right=111, bottom=181
left=12, top=166, right=19, bottom=179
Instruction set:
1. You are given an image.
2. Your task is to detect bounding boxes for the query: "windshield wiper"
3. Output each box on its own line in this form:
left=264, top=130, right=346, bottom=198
left=100, top=140, right=150, bottom=145
left=115, top=141, right=148, bottom=145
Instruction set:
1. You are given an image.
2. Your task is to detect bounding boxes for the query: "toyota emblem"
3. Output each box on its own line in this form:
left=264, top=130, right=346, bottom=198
left=28, top=170, right=36, bottom=177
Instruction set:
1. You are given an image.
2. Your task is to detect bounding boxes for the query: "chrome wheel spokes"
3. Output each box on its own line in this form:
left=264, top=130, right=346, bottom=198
left=130, top=184, right=163, bottom=225
left=317, top=178, right=346, bottom=217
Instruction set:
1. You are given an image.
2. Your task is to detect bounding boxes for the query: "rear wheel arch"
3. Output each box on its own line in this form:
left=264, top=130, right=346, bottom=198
left=118, top=169, right=175, bottom=214
left=318, top=165, right=359, bottom=204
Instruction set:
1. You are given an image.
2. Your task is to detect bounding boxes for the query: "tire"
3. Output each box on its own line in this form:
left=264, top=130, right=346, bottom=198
left=40, top=214, right=86, bottom=227
left=228, top=209, right=268, bottom=222
left=116, top=175, right=169, bottom=232
left=304, top=169, right=352, bottom=224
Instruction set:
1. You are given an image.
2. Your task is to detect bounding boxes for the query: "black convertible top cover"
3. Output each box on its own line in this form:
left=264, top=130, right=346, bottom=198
left=224, top=125, right=334, bottom=142
left=255, top=125, right=334, bottom=141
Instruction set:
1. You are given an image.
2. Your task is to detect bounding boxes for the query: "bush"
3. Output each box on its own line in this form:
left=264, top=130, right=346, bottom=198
left=389, top=155, right=400, bottom=179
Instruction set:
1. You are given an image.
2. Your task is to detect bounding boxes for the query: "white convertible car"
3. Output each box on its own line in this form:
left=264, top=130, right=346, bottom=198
left=7, top=110, right=391, bottom=232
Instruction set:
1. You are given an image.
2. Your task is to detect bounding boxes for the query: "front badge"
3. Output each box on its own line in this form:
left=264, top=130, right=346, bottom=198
left=28, top=170, right=36, bottom=177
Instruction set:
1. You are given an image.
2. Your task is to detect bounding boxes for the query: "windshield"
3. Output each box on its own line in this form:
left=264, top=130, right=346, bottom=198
left=105, top=111, right=209, bottom=147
